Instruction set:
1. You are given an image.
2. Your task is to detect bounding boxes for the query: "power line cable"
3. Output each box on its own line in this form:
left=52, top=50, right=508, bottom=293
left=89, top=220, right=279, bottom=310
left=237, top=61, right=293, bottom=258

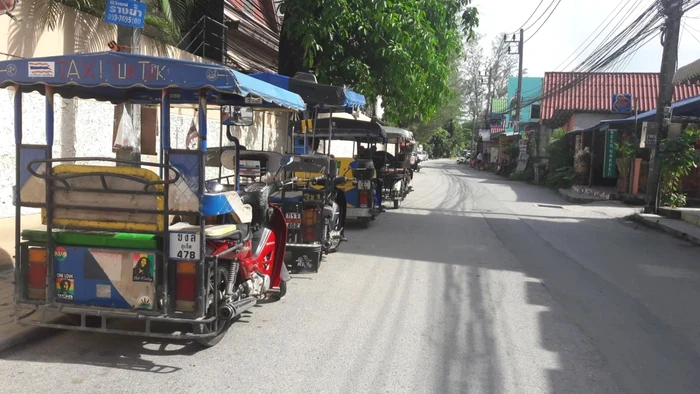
left=513, top=0, right=546, bottom=33
left=524, top=0, right=562, bottom=43
left=555, top=0, right=640, bottom=71
left=523, top=0, right=557, bottom=31
left=682, top=21, right=700, bottom=43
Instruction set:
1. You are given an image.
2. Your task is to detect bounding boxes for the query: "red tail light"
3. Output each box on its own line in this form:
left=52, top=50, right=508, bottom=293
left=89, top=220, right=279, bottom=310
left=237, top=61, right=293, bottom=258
left=359, top=190, right=368, bottom=207
left=28, top=248, right=47, bottom=300
left=175, top=261, right=196, bottom=312
left=303, top=208, right=317, bottom=241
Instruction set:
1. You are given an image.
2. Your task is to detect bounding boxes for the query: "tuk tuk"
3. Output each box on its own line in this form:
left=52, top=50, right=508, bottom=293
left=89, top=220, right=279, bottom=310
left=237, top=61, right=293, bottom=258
left=4, top=52, right=306, bottom=346
left=291, top=114, right=387, bottom=228
left=376, top=127, right=415, bottom=209
left=269, top=154, right=347, bottom=273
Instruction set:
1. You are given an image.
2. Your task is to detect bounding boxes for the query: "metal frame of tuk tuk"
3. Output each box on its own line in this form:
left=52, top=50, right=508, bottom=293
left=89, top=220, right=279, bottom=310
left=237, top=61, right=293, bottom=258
left=5, top=52, right=305, bottom=340
left=296, top=115, right=387, bottom=224
left=378, top=127, right=414, bottom=209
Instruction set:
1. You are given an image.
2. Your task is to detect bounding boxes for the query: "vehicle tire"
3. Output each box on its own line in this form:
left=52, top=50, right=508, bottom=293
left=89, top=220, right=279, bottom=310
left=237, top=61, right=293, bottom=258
left=315, top=250, right=322, bottom=273
left=393, top=199, right=401, bottom=209
left=278, top=279, right=287, bottom=299
left=194, top=264, right=233, bottom=348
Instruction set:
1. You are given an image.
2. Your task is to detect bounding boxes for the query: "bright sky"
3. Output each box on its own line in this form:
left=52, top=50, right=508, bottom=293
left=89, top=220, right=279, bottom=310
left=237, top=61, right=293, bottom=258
left=472, top=0, right=700, bottom=77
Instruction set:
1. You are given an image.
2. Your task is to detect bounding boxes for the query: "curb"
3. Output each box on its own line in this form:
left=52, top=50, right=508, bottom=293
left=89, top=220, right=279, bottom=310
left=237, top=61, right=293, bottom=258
left=557, top=189, right=604, bottom=204
left=629, top=214, right=700, bottom=247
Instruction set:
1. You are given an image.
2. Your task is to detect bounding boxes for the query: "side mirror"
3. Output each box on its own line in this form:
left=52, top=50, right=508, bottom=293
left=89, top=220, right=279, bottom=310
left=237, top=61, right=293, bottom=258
left=221, top=106, right=254, bottom=126
left=280, top=154, right=294, bottom=167
left=349, top=161, right=359, bottom=169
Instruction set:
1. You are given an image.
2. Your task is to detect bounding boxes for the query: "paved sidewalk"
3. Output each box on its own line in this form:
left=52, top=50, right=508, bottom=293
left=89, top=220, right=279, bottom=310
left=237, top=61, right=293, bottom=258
left=0, top=214, right=63, bottom=353
left=631, top=213, right=700, bottom=247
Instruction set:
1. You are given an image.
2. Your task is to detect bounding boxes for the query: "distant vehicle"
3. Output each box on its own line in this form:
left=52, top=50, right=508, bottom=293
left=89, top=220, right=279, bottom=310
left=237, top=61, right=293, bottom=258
left=416, top=151, right=428, bottom=161
left=456, top=156, right=466, bottom=164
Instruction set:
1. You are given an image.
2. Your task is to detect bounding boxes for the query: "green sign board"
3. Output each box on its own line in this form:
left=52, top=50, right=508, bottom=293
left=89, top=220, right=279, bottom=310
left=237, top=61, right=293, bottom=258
left=603, top=129, right=618, bottom=178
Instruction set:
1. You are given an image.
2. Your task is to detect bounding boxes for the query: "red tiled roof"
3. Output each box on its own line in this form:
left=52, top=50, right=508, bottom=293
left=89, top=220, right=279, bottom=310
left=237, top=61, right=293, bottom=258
left=541, top=72, right=700, bottom=121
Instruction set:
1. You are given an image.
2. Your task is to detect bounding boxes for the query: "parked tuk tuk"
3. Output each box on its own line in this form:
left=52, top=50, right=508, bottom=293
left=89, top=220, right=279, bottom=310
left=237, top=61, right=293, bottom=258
left=291, top=114, right=387, bottom=228
left=268, top=154, right=347, bottom=273
left=376, top=126, right=415, bottom=209
left=4, top=52, right=306, bottom=346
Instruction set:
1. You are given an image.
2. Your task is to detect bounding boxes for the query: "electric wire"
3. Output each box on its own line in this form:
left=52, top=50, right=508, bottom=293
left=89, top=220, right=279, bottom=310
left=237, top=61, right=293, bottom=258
left=523, top=0, right=557, bottom=31
left=512, top=0, right=546, bottom=33
left=524, top=0, right=562, bottom=43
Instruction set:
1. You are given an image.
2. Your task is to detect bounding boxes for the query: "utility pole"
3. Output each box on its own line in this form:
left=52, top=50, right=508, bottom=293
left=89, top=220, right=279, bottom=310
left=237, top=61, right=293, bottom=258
left=505, top=29, right=524, bottom=133
left=471, top=69, right=487, bottom=147
left=645, top=0, right=683, bottom=213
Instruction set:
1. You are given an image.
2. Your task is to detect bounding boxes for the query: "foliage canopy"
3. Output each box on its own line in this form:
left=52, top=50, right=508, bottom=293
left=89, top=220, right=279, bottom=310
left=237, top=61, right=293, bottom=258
left=278, top=0, right=479, bottom=123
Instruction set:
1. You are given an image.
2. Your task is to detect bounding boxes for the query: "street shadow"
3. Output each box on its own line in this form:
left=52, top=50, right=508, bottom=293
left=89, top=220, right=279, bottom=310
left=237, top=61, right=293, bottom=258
left=0, top=313, right=256, bottom=373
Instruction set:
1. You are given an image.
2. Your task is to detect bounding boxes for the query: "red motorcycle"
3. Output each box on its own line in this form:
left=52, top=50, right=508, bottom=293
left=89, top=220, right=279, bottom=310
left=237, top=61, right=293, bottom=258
left=192, top=157, right=295, bottom=347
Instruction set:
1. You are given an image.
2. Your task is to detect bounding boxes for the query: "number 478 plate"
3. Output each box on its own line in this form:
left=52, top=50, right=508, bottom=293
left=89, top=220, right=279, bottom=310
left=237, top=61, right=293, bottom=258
left=169, top=232, right=201, bottom=260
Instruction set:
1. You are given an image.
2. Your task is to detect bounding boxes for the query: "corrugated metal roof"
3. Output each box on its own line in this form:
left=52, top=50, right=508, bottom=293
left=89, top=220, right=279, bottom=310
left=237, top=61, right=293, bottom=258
left=674, top=58, right=700, bottom=85
left=541, top=72, right=700, bottom=121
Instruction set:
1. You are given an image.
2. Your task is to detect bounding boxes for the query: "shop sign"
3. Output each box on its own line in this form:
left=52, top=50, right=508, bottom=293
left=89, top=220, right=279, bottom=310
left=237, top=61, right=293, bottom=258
left=603, top=129, right=618, bottom=178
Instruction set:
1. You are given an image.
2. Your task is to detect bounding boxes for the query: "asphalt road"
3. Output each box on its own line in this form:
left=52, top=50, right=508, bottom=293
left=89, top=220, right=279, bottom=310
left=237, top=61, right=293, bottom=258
left=2, top=159, right=700, bottom=394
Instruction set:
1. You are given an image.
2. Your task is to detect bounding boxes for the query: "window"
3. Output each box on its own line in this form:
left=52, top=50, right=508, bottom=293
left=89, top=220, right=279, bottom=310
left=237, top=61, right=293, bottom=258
left=530, top=104, right=541, bottom=120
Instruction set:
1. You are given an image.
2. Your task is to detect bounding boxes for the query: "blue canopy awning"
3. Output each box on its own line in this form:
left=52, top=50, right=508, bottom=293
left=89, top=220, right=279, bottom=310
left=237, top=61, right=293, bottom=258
left=250, top=72, right=366, bottom=111
left=0, top=52, right=306, bottom=111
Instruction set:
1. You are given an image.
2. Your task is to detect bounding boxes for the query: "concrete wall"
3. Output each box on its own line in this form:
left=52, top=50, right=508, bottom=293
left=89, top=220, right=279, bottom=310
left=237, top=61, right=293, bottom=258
left=0, top=0, right=290, bottom=218
left=571, top=113, right=627, bottom=132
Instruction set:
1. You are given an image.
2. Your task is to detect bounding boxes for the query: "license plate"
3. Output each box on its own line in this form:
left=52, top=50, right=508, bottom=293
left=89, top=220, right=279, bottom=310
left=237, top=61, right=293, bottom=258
left=169, top=232, right=201, bottom=260
left=358, top=180, right=372, bottom=190
left=286, top=213, right=301, bottom=229
left=302, top=191, right=325, bottom=203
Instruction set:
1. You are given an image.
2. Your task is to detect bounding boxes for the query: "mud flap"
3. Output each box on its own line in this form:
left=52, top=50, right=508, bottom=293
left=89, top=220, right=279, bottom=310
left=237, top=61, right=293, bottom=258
left=280, top=263, right=291, bottom=282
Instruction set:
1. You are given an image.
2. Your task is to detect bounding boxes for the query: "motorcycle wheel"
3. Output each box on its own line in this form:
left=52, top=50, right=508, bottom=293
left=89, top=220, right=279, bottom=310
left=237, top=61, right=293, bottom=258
left=194, top=265, right=233, bottom=348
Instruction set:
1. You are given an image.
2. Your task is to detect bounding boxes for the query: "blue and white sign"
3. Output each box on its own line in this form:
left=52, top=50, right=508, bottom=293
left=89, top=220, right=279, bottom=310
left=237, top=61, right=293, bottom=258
left=105, top=0, right=147, bottom=29
left=611, top=93, right=633, bottom=113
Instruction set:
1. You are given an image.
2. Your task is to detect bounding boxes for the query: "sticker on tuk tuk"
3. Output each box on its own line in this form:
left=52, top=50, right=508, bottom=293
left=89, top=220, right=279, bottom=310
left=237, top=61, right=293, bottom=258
left=54, top=247, right=67, bottom=262
left=56, top=273, right=74, bottom=300
left=136, top=296, right=152, bottom=310
left=132, top=253, right=155, bottom=283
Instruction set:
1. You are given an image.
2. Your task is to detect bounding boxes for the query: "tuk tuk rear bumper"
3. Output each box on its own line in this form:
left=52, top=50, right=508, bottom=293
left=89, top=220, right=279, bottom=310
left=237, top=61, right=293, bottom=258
left=14, top=302, right=220, bottom=340
left=346, top=207, right=372, bottom=218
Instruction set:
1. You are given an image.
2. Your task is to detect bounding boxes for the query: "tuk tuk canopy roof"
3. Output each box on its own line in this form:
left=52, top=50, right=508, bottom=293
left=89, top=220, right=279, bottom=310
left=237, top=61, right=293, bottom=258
left=250, top=72, right=366, bottom=110
left=381, top=126, right=415, bottom=142
left=290, top=116, right=386, bottom=142
left=0, top=52, right=306, bottom=111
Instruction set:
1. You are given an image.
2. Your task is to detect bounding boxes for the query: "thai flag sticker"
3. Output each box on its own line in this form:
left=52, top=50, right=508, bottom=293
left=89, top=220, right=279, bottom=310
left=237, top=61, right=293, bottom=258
left=28, top=61, right=55, bottom=78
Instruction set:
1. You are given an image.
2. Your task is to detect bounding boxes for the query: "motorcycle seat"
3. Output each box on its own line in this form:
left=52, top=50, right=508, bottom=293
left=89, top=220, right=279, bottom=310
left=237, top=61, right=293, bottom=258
left=204, top=223, right=250, bottom=240
left=170, top=222, right=250, bottom=241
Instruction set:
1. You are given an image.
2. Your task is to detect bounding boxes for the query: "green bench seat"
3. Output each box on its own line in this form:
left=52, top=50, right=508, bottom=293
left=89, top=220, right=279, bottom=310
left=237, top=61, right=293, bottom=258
left=22, top=228, right=160, bottom=250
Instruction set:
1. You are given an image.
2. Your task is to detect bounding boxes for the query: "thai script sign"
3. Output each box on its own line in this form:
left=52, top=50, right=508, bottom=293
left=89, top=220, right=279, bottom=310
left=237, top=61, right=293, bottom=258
left=603, top=129, right=618, bottom=178
left=105, top=0, right=147, bottom=29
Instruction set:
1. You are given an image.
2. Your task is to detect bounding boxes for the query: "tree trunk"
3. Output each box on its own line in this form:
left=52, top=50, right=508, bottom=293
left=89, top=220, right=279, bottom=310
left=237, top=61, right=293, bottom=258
left=277, top=18, right=306, bottom=77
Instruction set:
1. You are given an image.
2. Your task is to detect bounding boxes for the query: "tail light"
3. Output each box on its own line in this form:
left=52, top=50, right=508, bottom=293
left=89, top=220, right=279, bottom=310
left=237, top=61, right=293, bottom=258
left=28, top=248, right=47, bottom=300
left=359, top=190, right=369, bottom=207
left=303, top=208, right=317, bottom=242
left=175, top=261, right=196, bottom=312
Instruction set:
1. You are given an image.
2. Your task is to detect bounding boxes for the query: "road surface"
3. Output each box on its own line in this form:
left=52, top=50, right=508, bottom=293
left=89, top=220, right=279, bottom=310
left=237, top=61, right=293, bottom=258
left=1, top=159, right=699, bottom=394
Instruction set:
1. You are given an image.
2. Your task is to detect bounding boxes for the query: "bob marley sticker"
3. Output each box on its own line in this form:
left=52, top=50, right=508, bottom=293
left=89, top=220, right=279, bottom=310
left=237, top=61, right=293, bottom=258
left=132, top=253, right=155, bottom=282
left=56, top=273, right=74, bottom=300
left=136, top=296, right=152, bottom=310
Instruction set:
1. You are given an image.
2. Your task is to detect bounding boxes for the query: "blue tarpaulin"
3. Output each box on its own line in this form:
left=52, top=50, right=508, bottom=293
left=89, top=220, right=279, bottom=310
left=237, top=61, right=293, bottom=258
left=251, top=72, right=366, bottom=110
left=0, top=52, right=306, bottom=110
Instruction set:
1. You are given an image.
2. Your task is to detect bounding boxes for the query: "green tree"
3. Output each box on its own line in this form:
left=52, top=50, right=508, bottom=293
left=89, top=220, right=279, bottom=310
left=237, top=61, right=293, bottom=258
left=427, top=127, right=454, bottom=158
left=36, top=0, right=195, bottom=44
left=278, top=0, right=479, bottom=123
